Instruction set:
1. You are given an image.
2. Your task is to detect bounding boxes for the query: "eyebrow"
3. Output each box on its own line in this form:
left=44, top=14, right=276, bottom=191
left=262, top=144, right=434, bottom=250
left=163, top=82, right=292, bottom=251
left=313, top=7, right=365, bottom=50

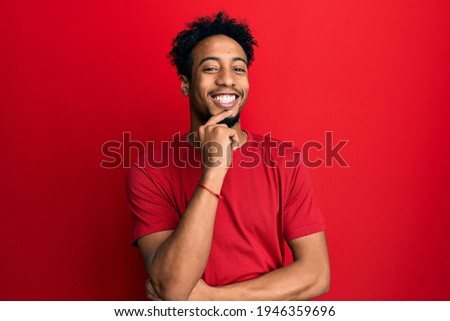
left=198, top=56, right=248, bottom=66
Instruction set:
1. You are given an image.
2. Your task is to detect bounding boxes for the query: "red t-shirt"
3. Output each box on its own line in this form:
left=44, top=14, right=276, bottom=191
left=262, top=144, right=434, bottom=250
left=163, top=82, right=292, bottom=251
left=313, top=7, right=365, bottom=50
left=126, top=131, right=325, bottom=286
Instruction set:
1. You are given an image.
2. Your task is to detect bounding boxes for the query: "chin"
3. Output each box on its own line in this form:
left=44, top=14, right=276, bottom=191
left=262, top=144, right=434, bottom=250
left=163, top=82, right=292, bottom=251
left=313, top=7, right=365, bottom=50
left=219, top=114, right=241, bottom=128
left=206, top=110, right=241, bottom=128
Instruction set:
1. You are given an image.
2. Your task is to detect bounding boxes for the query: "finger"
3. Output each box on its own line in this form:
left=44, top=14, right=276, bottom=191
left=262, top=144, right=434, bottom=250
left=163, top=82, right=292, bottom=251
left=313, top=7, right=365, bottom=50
left=204, top=110, right=233, bottom=126
left=199, top=123, right=228, bottom=141
left=147, top=293, right=162, bottom=301
left=204, top=123, right=228, bottom=131
left=228, top=129, right=240, bottom=151
left=145, top=278, right=161, bottom=301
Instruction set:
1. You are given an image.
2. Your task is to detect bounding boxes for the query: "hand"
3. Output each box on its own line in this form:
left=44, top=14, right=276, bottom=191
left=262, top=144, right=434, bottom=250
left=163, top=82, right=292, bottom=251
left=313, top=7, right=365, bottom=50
left=188, top=279, right=214, bottom=301
left=145, top=278, right=162, bottom=301
left=198, top=110, right=239, bottom=172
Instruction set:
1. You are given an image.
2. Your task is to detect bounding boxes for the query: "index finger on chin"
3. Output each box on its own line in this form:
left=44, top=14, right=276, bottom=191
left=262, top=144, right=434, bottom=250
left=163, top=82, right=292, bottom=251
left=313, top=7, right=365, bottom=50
left=204, top=110, right=233, bottom=126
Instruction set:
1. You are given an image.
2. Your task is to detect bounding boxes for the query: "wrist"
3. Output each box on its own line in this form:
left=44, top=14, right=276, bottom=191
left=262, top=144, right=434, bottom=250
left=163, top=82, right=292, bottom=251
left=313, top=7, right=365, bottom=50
left=200, top=169, right=227, bottom=192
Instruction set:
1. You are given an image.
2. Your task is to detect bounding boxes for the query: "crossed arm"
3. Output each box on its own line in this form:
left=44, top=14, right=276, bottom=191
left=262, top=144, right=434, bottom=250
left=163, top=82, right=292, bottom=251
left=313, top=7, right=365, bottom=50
left=189, top=231, right=329, bottom=301
left=138, top=223, right=329, bottom=301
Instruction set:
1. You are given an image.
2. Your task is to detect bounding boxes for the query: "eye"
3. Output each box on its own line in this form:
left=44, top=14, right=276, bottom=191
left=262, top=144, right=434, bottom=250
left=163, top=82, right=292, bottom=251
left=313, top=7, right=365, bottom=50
left=203, top=67, right=219, bottom=72
left=233, top=67, right=247, bottom=73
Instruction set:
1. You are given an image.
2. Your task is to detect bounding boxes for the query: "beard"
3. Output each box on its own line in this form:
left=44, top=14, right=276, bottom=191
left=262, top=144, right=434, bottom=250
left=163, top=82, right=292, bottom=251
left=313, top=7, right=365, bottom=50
left=206, top=110, right=241, bottom=128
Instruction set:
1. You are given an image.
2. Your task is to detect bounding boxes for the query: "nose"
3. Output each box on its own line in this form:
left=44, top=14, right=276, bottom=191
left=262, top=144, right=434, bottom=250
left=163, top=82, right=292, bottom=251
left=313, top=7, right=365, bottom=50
left=215, top=69, right=235, bottom=87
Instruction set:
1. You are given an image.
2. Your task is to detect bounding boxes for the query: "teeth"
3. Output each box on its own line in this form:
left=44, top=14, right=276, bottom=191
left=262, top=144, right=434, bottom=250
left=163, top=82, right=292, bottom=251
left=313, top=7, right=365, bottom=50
left=214, top=94, right=236, bottom=103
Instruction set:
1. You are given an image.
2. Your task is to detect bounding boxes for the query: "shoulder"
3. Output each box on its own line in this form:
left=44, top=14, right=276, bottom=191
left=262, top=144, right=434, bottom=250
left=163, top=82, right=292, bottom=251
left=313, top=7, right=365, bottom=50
left=126, top=135, right=177, bottom=186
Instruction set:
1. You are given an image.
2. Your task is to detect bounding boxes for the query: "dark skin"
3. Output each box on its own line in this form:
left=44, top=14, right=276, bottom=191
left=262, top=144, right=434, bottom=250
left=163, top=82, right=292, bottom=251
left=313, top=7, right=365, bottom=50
left=138, top=35, right=330, bottom=300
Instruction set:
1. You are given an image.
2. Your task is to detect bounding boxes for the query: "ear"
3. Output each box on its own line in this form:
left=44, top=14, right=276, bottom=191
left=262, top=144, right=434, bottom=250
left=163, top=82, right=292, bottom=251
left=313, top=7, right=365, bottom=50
left=180, top=75, right=190, bottom=96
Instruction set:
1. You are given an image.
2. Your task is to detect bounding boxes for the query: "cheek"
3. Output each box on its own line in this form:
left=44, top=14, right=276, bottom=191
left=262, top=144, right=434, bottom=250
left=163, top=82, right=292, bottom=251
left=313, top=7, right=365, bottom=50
left=193, top=79, right=208, bottom=95
left=242, top=83, right=249, bottom=97
left=240, top=78, right=249, bottom=90
left=192, top=86, right=208, bottom=104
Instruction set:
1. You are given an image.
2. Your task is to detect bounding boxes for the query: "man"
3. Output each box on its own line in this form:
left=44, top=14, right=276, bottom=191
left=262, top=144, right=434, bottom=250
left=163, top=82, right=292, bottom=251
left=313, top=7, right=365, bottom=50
left=126, top=11, right=330, bottom=300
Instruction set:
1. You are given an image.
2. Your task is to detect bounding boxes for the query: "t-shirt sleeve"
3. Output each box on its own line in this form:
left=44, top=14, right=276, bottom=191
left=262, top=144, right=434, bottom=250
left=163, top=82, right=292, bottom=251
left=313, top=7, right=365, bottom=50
left=126, top=162, right=180, bottom=246
left=282, top=163, right=326, bottom=241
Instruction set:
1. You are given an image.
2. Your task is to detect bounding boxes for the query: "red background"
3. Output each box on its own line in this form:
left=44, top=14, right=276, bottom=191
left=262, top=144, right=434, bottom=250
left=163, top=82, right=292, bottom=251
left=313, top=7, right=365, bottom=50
left=1, top=0, right=449, bottom=300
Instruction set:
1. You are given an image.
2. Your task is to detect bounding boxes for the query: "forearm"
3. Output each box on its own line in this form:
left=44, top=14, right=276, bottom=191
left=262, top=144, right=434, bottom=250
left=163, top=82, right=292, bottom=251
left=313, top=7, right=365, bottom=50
left=210, top=260, right=329, bottom=301
left=149, top=171, right=225, bottom=300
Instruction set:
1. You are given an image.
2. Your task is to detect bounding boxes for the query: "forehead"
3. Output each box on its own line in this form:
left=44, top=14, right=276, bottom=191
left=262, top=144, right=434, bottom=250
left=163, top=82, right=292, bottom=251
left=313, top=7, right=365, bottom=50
left=191, top=35, right=247, bottom=64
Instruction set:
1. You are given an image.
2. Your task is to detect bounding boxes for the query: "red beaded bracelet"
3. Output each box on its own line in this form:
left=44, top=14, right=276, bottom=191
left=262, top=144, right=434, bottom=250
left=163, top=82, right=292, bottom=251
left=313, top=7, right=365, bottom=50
left=197, top=181, right=224, bottom=200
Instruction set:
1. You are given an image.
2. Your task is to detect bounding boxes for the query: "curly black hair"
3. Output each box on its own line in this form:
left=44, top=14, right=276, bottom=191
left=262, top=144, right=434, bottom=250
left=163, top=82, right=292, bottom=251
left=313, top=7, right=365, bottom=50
left=167, top=11, right=257, bottom=80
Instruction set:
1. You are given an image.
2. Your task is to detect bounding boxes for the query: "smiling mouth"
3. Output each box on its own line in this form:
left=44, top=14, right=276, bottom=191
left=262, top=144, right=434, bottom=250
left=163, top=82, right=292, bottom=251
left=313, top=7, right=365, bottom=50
left=210, top=93, right=240, bottom=108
